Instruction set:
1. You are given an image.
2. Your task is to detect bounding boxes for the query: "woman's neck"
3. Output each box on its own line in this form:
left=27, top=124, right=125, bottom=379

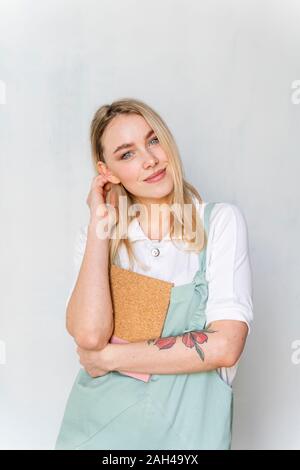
left=134, top=193, right=174, bottom=240
left=137, top=207, right=173, bottom=241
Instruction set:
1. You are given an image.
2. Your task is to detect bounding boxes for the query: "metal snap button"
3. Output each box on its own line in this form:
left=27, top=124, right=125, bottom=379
left=151, top=247, right=160, bottom=257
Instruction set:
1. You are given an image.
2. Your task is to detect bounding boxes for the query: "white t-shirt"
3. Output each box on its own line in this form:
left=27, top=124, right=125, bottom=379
left=65, top=201, right=253, bottom=387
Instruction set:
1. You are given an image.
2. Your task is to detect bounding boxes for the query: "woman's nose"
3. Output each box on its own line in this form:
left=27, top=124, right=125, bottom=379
left=143, top=154, right=159, bottom=168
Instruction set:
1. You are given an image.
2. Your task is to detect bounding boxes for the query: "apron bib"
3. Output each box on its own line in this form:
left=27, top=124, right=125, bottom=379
left=55, top=202, right=233, bottom=450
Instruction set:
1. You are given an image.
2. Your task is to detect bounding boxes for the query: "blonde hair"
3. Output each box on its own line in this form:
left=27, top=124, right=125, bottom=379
left=90, top=97, right=206, bottom=271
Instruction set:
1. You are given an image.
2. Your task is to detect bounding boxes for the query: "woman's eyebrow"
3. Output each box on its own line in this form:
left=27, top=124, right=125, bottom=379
left=113, top=129, right=155, bottom=154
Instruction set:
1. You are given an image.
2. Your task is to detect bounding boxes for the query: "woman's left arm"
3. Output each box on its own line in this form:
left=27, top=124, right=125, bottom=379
left=77, top=319, right=248, bottom=377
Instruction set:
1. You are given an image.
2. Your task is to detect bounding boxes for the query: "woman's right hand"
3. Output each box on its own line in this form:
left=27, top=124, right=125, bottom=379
left=86, top=174, right=116, bottom=219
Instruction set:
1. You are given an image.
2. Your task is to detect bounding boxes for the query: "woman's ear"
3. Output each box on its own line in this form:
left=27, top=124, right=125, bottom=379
left=97, top=161, right=107, bottom=176
left=109, top=174, right=121, bottom=184
left=97, top=161, right=121, bottom=184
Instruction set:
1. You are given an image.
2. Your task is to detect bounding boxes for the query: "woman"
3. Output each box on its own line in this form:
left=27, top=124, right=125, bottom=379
left=55, top=98, right=253, bottom=450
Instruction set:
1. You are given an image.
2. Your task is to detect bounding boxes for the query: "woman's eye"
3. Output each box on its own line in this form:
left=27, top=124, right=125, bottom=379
left=120, top=137, right=159, bottom=160
left=120, top=151, right=132, bottom=160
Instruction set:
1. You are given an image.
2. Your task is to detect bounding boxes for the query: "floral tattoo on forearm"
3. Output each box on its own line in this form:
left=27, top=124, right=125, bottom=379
left=147, top=326, right=217, bottom=361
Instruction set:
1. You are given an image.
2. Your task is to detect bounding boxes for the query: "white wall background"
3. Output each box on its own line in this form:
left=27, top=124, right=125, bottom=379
left=0, top=0, right=299, bottom=450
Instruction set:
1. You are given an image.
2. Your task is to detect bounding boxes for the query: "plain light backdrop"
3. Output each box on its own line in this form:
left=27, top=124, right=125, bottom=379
left=0, top=0, right=299, bottom=449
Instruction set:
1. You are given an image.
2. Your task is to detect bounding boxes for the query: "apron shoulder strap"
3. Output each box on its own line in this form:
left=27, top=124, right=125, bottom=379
left=198, top=201, right=218, bottom=273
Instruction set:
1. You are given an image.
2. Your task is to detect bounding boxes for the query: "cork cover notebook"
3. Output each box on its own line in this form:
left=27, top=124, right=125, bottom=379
left=108, top=264, right=174, bottom=382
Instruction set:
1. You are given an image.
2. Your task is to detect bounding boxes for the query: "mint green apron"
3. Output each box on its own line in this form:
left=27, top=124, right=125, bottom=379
left=55, top=202, right=233, bottom=450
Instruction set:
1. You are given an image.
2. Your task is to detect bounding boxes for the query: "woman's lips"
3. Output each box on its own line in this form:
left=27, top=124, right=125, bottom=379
left=144, top=168, right=166, bottom=183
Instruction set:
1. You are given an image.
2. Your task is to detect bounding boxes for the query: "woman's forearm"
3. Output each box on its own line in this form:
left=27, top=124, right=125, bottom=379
left=105, top=320, right=248, bottom=375
left=66, top=218, right=114, bottom=350
left=108, top=326, right=232, bottom=375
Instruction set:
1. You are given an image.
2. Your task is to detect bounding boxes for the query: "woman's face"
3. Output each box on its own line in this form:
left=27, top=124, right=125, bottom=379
left=99, top=114, right=174, bottom=204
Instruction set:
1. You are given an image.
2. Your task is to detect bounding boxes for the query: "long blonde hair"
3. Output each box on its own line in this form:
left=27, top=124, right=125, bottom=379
left=90, top=97, right=206, bottom=271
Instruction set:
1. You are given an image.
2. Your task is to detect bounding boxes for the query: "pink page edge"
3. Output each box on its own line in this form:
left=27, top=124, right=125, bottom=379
left=109, top=335, right=151, bottom=382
